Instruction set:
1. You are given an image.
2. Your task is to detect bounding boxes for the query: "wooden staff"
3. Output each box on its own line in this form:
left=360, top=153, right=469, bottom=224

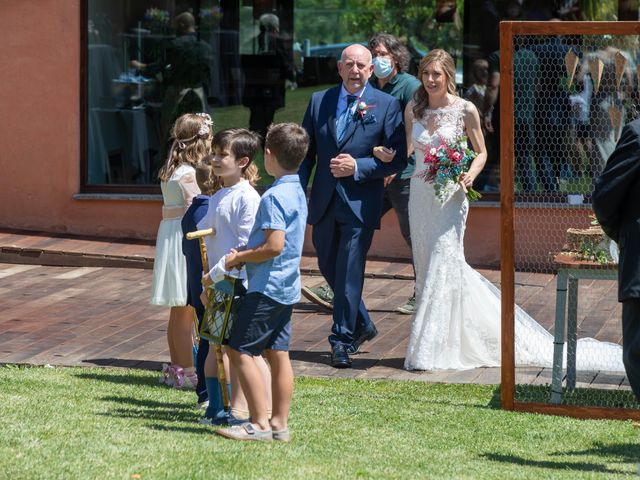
left=186, top=228, right=230, bottom=410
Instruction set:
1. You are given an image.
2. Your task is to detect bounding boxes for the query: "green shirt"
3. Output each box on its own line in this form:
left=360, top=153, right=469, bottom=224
left=370, top=72, right=421, bottom=178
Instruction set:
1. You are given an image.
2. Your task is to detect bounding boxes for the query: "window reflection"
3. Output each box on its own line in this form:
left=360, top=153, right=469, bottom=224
left=87, top=0, right=236, bottom=185
left=86, top=0, right=465, bottom=188
left=85, top=0, right=629, bottom=196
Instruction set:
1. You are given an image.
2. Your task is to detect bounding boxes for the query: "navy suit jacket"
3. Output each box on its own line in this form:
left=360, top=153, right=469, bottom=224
left=299, top=84, right=407, bottom=230
left=592, top=119, right=640, bottom=301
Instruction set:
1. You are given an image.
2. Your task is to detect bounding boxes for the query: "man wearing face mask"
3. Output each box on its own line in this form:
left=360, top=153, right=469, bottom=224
left=368, top=33, right=420, bottom=314
left=301, top=33, right=419, bottom=316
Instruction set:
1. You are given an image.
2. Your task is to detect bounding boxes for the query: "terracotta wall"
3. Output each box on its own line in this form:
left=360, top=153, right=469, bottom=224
left=347, top=202, right=502, bottom=267
left=2, top=1, right=590, bottom=271
left=514, top=205, right=595, bottom=269
left=0, top=1, right=164, bottom=240
left=2, top=2, right=556, bottom=269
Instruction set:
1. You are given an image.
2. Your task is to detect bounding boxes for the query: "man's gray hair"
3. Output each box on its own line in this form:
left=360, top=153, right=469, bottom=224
left=259, top=13, right=279, bottom=32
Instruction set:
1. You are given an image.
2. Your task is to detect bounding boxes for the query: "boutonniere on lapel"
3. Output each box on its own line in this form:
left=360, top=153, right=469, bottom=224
left=354, top=100, right=376, bottom=124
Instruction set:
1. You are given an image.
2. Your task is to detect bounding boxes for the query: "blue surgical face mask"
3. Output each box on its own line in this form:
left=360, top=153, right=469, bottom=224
left=373, top=56, right=394, bottom=79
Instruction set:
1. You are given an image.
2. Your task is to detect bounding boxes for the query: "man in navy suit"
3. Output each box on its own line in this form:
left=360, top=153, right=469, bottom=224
left=299, top=44, right=407, bottom=368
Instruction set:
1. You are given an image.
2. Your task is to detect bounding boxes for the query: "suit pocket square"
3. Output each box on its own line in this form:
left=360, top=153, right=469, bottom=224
left=363, top=114, right=377, bottom=125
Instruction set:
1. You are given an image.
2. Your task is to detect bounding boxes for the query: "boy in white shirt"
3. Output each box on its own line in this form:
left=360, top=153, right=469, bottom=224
left=197, top=129, right=272, bottom=424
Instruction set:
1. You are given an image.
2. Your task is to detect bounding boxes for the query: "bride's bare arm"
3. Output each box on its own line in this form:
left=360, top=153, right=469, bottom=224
left=460, top=101, right=488, bottom=189
left=404, top=102, right=415, bottom=158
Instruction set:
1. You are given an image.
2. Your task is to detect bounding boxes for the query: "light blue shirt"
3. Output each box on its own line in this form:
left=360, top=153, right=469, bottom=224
left=245, top=175, right=308, bottom=305
left=337, top=84, right=366, bottom=180
left=336, top=84, right=366, bottom=118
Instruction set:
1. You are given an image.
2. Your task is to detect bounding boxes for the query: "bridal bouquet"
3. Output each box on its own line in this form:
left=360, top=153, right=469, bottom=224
left=420, top=135, right=482, bottom=203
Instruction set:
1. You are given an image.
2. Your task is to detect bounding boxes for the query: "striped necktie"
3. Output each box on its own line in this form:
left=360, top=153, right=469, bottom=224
left=337, top=94, right=357, bottom=142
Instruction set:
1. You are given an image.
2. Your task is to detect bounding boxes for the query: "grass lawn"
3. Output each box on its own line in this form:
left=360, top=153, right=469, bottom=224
left=1, top=365, right=639, bottom=479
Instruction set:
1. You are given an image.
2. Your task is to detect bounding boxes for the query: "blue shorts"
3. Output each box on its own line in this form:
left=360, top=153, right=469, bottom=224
left=228, top=292, right=292, bottom=356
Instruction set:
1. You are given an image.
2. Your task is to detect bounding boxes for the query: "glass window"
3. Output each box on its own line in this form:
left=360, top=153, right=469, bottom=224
left=462, top=0, right=623, bottom=198
left=84, top=0, right=466, bottom=190
left=84, top=0, right=627, bottom=196
left=86, top=0, right=230, bottom=187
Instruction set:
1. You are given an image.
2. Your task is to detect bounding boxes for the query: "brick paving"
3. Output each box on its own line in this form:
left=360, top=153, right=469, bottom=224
left=0, top=230, right=629, bottom=391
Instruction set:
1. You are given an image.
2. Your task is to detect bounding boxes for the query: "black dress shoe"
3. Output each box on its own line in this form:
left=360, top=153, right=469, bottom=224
left=347, top=324, right=379, bottom=355
left=330, top=344, right=352, bottom=368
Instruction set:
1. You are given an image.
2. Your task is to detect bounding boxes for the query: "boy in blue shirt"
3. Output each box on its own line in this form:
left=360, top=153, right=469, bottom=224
left=217, top=123, right=309, bottom=442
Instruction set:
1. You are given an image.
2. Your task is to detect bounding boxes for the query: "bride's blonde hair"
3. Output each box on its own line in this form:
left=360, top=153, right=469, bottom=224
left=412, top=49, right=458, bottom=120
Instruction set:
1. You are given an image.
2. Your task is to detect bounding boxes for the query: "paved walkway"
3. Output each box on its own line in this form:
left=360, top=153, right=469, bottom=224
left=0, top=229, right=629, bottom=391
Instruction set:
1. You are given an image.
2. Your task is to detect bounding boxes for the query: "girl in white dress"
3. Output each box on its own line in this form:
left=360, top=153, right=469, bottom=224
left=151, top=112, right=212, bottom=388
left=399, top=49, right=624, bottom=372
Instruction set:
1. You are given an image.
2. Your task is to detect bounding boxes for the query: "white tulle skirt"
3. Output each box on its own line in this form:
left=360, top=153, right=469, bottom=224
left=405, top=171, right=624, bottom=373
left=150, top=218, right=188, bottom=306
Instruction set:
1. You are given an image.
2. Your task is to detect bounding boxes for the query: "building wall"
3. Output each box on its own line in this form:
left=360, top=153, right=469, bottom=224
left=357, top=203, right=502, bottom=267
left=0, top=1, right=164, bottom=240
left=0, top=1, right=508, bottom=268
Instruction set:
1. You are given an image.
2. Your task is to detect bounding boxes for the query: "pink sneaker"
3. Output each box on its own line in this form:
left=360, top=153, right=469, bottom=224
left=159, top=363, right=175, bottom=387
left=171, top=365, right=185, bottom=387
left=171, top=366, right=197, bottom=390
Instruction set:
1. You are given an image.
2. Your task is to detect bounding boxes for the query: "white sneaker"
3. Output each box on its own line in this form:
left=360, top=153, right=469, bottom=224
left=197, top=400, right=209, bottom=410
left=180, top=372, right=198, bottom=390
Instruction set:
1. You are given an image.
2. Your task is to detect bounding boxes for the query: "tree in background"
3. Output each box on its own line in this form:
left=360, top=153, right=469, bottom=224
left=294, top=0, right=464, bottom=68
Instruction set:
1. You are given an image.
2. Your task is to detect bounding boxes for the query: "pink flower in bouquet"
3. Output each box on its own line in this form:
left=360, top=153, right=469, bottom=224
left=418, top=135, right=482, bottom=203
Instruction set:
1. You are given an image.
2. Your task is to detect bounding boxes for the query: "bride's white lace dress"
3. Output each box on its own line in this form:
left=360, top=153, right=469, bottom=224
left=405, top=97, right=624, bottom=372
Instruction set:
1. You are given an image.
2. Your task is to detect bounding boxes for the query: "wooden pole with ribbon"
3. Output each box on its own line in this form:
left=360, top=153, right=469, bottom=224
left=186, top=227, right=230, bottom=411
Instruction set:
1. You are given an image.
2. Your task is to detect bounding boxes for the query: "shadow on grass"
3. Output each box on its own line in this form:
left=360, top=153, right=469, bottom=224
left=73, top=370, right=167, bottom=389
left=96, top=394, right=210, bottom=431
left=480, top=453, right=626, bottom=474
left=489, top=387, right=502, bottom=409
left=411, top=387, right=501, bottom=411
left=552, top=442, right=640, bottom=465
left=147, top=423, right=215, bottom=435
left=100, top=407, right=201, bottom=424
left=101, top=395, right=187, bottom=410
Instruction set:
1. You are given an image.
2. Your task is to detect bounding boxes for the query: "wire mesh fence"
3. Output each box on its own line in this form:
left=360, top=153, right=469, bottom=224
left=502, top=24, right=640, bottom=415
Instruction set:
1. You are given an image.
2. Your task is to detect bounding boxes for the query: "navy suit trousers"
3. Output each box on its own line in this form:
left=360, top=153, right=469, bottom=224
left=313, top=193, right=375, bottom=347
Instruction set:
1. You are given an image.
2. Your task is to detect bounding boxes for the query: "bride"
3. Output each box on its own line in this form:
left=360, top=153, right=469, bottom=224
left=400, top=49, right=624, bottom=372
